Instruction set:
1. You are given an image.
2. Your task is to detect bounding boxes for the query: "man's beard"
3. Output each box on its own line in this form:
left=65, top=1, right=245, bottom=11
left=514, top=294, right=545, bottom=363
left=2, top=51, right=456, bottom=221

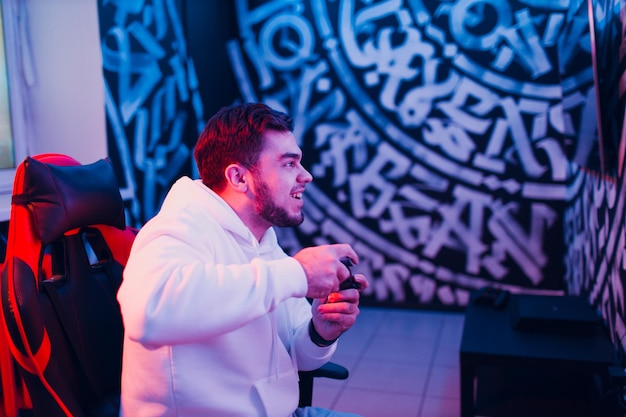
left=254, top=176, right=304, bottom=228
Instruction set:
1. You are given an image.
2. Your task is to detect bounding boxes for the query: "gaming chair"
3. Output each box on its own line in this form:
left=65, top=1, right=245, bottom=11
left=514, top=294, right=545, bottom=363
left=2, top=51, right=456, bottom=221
left=0, top=154, right=136, bottom=417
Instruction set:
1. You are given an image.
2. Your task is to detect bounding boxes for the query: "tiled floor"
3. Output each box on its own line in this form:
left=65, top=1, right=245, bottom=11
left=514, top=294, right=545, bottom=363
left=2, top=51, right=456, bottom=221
left=313, top=306, right=465, bottom=417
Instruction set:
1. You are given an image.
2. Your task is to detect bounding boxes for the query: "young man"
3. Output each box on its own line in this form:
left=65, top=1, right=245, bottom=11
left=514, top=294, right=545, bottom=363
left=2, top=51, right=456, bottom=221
left=117, top=103, right=368, bottom=416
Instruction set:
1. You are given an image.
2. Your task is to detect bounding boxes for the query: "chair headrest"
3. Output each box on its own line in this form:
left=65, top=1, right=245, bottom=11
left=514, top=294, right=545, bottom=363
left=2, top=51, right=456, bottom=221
left=12, top=156, right=126, bottom=245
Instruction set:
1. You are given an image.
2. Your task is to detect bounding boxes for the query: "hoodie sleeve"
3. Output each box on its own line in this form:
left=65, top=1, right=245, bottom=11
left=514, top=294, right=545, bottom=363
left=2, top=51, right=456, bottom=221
left=117, top=213, right=309, bottom=346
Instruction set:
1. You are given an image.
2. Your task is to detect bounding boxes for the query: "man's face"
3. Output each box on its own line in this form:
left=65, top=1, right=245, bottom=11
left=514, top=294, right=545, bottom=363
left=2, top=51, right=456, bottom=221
left=249, top=129, right=313, bottom=229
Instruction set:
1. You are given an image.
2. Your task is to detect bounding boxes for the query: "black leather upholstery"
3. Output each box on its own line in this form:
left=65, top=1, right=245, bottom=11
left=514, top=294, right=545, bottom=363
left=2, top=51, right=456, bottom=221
left=12, top=157, right=125, bottom=245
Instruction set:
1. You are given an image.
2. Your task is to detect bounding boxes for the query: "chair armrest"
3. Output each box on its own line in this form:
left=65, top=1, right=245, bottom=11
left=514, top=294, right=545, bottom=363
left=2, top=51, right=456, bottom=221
left=302, top=361, right=349, bottom=380
left=298, top=361, right=349, bottom=407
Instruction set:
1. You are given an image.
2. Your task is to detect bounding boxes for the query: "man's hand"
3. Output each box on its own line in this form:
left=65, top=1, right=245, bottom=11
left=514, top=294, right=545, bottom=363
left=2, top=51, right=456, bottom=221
left=310, top=273, right=368, bottom=343
left=293, top=244, right=358, bottom=299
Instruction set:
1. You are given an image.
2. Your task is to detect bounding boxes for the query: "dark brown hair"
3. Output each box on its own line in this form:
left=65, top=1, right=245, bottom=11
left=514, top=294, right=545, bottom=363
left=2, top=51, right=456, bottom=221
left=194, top=103, right=293, bottom=191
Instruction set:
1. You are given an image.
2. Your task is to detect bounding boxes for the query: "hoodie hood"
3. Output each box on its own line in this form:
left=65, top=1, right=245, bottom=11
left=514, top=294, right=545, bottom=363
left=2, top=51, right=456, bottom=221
left=162, top=176, right=279, bottom=253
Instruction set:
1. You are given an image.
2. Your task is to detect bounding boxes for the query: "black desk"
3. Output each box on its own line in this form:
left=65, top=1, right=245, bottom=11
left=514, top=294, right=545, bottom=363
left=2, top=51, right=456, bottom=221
left=460, top=294, right=616, bottom=417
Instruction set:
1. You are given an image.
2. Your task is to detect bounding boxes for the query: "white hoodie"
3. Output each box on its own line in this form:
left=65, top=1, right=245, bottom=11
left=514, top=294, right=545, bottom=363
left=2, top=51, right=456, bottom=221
left=117, top=177, right=336, bottom=417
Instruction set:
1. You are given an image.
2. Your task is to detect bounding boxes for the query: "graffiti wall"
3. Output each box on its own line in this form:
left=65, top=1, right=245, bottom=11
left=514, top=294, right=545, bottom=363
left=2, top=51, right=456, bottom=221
left=215, top=0, right=594, bottom=309
left=97, top=0, right=204, bottom=228
left=99, top=0, right=603, bottom=310
left=563, top=0, right=626, bottom=366
left=564, top=169, right=626, bottom=360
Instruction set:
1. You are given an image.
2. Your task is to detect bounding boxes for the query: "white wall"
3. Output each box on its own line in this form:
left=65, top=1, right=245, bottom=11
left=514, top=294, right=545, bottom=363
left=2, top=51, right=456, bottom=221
left=0, top=0, right=106, bottom=220
left=25, top=0, right=106, bottom=161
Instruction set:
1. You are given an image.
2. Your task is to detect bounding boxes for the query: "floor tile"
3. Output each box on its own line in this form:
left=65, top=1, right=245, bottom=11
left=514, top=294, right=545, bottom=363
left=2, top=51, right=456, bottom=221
left=375, top=310, right=446, bottom=341
left=419, top=396, right=460, bottom=417
left=346, top=359, right=429, bottom=395
left=318, top=306, right=466, bottom=417
left=432, top=343, right=460, bottom=368
left=333, top=387, right=421, bottom=417
left=439, top=314, right=465, bottom=347
left=362, top=336, right=437, bottom=365
left=426, top=366, right=460, bottom=399
left=312, top=383, right=343, bottom=409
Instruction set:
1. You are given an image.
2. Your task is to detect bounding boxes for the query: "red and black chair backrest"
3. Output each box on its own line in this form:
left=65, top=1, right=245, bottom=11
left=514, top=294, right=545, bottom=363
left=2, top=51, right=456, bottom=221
left=0, top=154, right=136, bottom=417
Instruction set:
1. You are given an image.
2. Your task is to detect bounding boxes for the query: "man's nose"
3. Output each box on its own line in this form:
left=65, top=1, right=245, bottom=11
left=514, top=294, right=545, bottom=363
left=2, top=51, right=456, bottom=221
left=299, top=166, right=313, bottom=183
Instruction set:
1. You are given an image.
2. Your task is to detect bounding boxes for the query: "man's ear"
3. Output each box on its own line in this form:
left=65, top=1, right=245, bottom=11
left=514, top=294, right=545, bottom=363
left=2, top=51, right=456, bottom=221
left=224, top=164, right=248, bottom=191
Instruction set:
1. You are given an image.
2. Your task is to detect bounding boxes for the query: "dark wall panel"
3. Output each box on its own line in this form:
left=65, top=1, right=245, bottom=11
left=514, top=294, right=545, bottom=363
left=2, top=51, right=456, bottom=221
left=180, top=1, right=239, bottom=118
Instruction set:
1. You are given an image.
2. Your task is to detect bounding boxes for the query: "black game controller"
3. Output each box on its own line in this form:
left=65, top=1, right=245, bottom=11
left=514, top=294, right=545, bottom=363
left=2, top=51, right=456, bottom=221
left=472, top=286, right=509, bottom=308
left=338, top=257, right=362, bottom=291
